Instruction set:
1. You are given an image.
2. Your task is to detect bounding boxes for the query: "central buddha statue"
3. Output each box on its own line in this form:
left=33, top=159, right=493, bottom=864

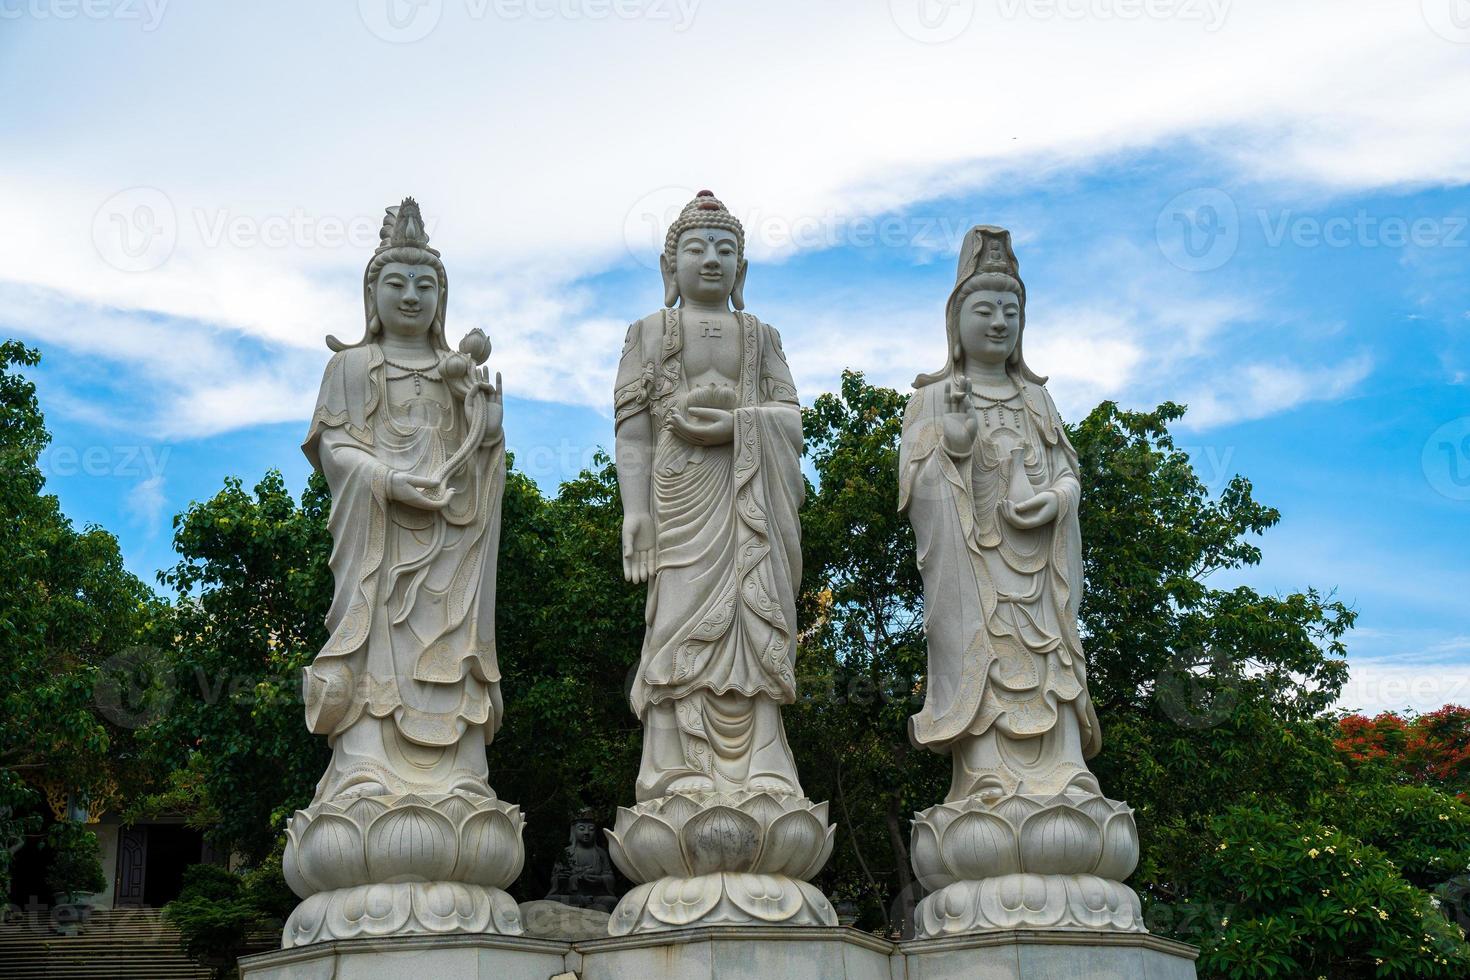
left=613, top=190, right=804, bottom=801
left=606, top=191, right=834, bottom=935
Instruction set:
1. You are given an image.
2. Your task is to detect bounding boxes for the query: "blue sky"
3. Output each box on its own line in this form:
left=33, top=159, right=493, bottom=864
left=2, top=0, right=1467, bottom=715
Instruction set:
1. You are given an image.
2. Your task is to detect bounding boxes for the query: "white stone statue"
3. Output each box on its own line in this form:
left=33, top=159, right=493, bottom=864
left=279, top=198, right=525, bottom=947
left=901, top=226, right=1143, bottom=937
left=606, top=191, right=835, bottom=935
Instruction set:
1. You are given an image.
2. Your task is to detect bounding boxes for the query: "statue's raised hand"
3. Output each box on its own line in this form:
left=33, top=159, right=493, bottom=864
left=622, top=512, right=655, bottom=584
left=942, top=376, right=979, bottom=455
left=389, top=471, right=455, bottom=511
left=474, top=364, right=503, bottom=442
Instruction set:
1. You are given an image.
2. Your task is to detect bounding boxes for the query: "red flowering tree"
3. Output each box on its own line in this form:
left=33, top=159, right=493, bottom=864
left=1337, top=706, right=1470, bottom=800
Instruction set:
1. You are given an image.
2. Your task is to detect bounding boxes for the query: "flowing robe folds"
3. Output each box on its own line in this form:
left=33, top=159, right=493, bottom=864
left=899, top=375, right=1101, bottom=801
left=615, top=309, right=805, bottom=800
left=301, top=344, right=505, bottom=801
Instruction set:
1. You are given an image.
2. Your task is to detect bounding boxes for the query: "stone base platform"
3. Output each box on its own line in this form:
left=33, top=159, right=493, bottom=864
left=239, top=926, right=1198, bottom=979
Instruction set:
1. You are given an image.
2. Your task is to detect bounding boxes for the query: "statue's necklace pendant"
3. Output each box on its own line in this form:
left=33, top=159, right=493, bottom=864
left=384, top=357, right=439, bottom=395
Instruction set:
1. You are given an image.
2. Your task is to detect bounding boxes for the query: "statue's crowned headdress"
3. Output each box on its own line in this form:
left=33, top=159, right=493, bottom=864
left=328, top=196, right=449, bottom=353
left=663, top=190, right=745, bottom=262
left=377, top=197, right=440, bottom=257
left=914, top=224, right=1044, bottom=388
left=953, top=225, right=1023, bottom=299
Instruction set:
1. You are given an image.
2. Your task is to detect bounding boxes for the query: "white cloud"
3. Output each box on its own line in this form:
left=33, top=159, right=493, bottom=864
left=1180, top=353, right=1374, bottom=428
left=123, top=474, right=167, bottom=530
left=1337, top=637, right=1470, bottom=716
left=0, top=1, right=1463, bottom=434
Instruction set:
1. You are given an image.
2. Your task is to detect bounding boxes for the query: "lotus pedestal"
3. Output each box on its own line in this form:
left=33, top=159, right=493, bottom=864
left=604, top=790, right=838, bottom=934
left=280, top=792, right=526, bottom=946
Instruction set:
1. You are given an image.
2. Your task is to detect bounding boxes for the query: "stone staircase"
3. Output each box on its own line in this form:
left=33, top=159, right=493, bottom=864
left=0, top=907, right=217, bottom=979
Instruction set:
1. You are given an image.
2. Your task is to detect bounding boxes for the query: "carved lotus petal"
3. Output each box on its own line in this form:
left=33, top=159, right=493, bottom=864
left=343, top=796, right=389, bottom=825
left=336, top=881, right=412, bottom=939
left=365, top=804, right=458, bottom=882
left=910, top=819, right=953, bottom=892
left=918, top=803, right=962, bottom=838
left=453, top=807, right=524, bottom=887
left=724, top=872, right=806, bottom=923
left=655, top=794, right=702, bottom=828
left=941, top=809, right=1022, bottom=880
left=738, top=793, right=787, bottom=827
left=752, top=808, right=825, bottom=877
left=644, top=875, right=722, bottom=927
left=282, top=824, right=310, bottom=899
left=437, top=795, right=477, bottom=828
left=809, top=800, right=830, bottom=825
left=1018, top=804, right=1103, bottom=876
left=297, top=814, right=368, bottom=893
left=617, top=813, right=688, bottom=880
left=682, top=805, right=762, bottom=875
left=992, top=795, right=1043, bottom=829
left=1093, top=811, right=1140, bottom=881
left=1076, top=795, right=1118, bottom=825
left=993, top=873, right=1062, bottom=926
left=604, top=831, right=644, bottom=884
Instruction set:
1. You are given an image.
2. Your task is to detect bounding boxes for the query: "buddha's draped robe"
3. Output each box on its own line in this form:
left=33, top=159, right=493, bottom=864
left=301, top=343, right=504, bottom=800
left=615, top=309, right=805, bottom=800
left=899, top=374, right=1100, bottom=799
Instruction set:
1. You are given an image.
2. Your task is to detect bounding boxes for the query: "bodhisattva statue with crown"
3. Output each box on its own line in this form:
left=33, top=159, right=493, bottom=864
left=606, top=191, right=835, bottom=935
left=279, top=199, right=526, bottom=946
left=900, top=226, right=1144, bottom=937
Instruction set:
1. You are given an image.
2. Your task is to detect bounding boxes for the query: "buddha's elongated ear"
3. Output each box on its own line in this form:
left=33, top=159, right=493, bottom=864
left=659, top=252, right=679, bottom=308
left=730, top=258, right=748, bottom=311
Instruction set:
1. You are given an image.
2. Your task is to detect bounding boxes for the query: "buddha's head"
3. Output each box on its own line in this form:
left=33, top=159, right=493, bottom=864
left=328, top=197, right=449, bottom=352
left=915, top=225, right=1045, bottom=388
left=570, top=811, right=600, bottom=848
left=954, top=273, right=1022, bottom=368
left=660, top=191, right=748, bottom=310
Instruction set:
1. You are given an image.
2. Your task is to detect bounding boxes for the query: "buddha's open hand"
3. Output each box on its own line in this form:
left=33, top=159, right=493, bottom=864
left=389, top=470, right=456, bottom=511
left=1000, top=490, right=1060, bottom=529
left=473, top=364, right=503, bottom=441
left=622, top=512, right=655, bottom=584
left=670, top=407, right=735, bottom=446
left=942, top=376, right=979, bottom=455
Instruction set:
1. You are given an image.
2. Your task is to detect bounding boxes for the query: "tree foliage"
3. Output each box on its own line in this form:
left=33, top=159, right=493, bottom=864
left=1337, top=707, right=1470, bottom=801
left=7, top=344, right=1466, bottom=978
left=0, top=341, right=157, bottom=898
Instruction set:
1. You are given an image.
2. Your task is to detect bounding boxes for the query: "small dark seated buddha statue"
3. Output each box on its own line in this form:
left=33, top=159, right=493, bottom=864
left=545, top=811, right=618, bottom=913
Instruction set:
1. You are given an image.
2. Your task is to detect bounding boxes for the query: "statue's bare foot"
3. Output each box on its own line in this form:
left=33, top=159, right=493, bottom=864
left=448, top=776, right=495, bottom=799
left=337, top=780, right=389, bottom=800
left=747, top=775, right=797, bottom=795
left=666, top=775, right=716, bottom=794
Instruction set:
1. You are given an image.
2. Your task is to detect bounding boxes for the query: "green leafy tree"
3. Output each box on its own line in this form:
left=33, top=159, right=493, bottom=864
left=0, top=341, right=158, bottom=898
left=138, top=470, right=333, bottom=862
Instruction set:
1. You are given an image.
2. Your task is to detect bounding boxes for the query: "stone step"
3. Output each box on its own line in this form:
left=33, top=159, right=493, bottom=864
left=0, top=907, right=217, bottom=980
